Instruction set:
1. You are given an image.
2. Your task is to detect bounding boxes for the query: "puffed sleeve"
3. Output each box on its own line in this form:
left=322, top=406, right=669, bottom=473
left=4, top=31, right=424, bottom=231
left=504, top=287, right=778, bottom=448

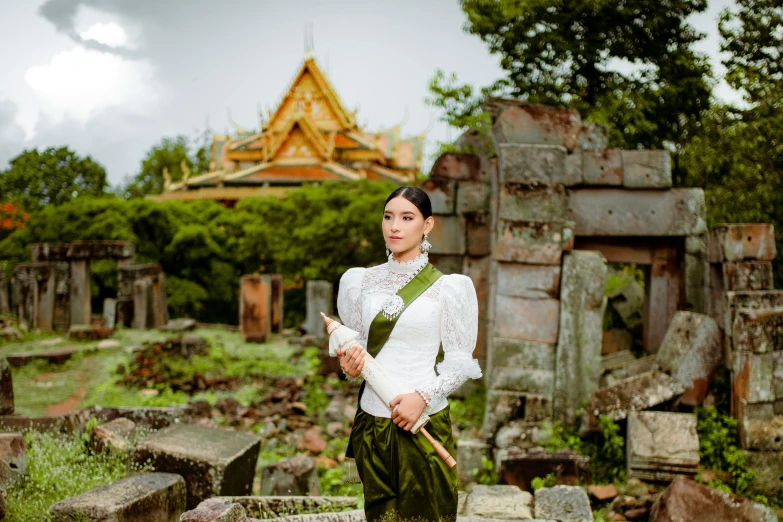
left=416, top=274, right=482, bottom=413
left=336, top=268, right=367, bottom=382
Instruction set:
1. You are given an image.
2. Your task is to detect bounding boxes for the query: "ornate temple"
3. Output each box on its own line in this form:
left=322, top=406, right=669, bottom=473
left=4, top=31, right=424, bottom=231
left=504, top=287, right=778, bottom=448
left=150, top=55, right=425, bottom=203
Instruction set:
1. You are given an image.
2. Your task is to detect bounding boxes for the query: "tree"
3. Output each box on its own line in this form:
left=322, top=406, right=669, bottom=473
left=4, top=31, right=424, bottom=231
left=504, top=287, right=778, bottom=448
left=427, top=0, right=713, bottom=182
left=123, top=136, right=209, bottom=198
left=0, top=147, right=108, bottom=210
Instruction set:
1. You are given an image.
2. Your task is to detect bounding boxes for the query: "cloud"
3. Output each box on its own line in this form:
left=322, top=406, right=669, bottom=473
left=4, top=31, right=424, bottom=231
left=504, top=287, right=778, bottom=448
left=79, top=21, right=129, bottom=48
left=25, top=46, right=159, bottom=124
left=0, top=98, right=27, bottom=169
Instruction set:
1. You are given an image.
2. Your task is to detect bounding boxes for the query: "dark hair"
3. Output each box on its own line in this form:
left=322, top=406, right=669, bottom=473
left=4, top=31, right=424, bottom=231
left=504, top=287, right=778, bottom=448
left=384, top=186, right=433, bottom=219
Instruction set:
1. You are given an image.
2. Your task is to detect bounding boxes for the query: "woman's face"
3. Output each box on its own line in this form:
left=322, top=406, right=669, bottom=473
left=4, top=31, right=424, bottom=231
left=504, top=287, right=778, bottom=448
left=383, top=196, right=434, bottom=258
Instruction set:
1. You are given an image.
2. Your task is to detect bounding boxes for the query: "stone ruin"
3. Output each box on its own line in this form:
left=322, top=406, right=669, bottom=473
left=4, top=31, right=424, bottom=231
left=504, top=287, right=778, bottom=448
left=239, top=274, right=285, bottom=342
left=3, top=240, right=169, bottom=332
left=422, top=98, right=783, bottom=499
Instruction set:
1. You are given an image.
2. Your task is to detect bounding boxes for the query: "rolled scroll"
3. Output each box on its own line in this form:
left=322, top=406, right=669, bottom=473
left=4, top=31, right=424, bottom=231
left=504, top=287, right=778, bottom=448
left=321, top=313, right=456, bottom=468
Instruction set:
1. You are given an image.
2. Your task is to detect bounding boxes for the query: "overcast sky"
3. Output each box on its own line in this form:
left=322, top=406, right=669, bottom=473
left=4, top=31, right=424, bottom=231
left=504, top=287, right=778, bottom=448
left=0, top=0, right=740, bottom=187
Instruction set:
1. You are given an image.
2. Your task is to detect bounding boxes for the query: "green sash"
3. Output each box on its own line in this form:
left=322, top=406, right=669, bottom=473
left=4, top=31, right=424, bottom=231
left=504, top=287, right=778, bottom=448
left=346, top=262, right=443, bottom=458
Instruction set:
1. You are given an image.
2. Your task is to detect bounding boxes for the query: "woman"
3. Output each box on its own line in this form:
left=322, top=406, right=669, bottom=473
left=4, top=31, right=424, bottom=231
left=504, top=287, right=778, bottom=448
left=336, top=186, right=482, bottom=522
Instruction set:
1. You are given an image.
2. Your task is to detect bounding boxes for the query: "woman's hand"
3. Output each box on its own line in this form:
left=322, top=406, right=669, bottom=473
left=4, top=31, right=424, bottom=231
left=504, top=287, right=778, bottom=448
left=337, top=343, right=365, bottom=378
left=389, top=392, right=427, bottom=431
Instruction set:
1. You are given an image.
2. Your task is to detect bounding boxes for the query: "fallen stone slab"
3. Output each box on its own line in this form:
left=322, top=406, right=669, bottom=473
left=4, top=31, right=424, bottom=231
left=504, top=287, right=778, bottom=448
left=6, top=346, right=83, bottom=367
left=655, top=311, right=723, bottom=406
left=534, top=485, right=594, bottom=521
left=586, top=484, right=618, bottom=501
left=272, top=511, right=366, bottom=522
left=499, top=447, right=590, bottom=492
left=48, top=472, right=186, bottom=522
left=465, top=484, right=534, bottom=519
left=708, top=224, right=777, bottom=263
left=0, top=358, right=12, bottom=415
left=180, top=498, right=247, bottom=521
left=627, top=411, right=699, bottom=481
left=259, top=455, right=320, bottom=497
left=648, top=477, right=777, bottom=522
left=580, top=371, right=684, bottom=434
left=90, top=417, right=137, bottom=454
left=0, top=432, right=26, bottom=488
left=159, top=318, right=196, bottom=332
left=212, top=496, right=360, bottom=518
left=133, top=424, right=261, bottom=508
left=68, top=324, right=113, bottom=340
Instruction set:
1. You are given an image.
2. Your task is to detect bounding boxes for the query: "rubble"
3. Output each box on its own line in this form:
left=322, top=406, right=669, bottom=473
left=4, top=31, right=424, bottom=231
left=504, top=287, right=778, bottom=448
left=180, top=498, right=247, bottom=522
left=90, top=418, right=137, bottom=454
left=534, top=485, right=593, bottom=521
left=499, top=447, right=590, bottom=491
left=0, top=432, right=26, bottom=488
left=259, top=455, right=320, bottom=496
left=464, top=484, right=534, bottom=519
left=626, top=412, right=699, bottom=481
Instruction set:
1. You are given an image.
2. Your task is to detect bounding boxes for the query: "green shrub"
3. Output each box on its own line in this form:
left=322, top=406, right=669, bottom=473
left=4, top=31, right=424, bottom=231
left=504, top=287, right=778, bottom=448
left=531, top=472, right=557, bottom=490
left=696, top=405, right=755, bottom=494
left=470, top=455, right=499, bottom=485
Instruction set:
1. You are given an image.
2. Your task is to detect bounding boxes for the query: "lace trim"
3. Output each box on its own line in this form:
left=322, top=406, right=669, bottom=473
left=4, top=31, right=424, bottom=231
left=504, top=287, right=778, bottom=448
left=388, top=252, right=429, bottom=274
left=436, top=354, right=483, bottom=380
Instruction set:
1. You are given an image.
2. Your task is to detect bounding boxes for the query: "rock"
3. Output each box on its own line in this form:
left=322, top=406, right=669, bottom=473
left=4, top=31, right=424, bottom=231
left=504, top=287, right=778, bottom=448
left=324, top=395, right=352, bottom=423
left=180, top=498, right=247, bottom=522
left=649, top=477, right=777, bottom=522
left=465, top=484, right=534, bottom=519
left=210, top=496, right=360, bottom=518
left=160, top=318, right=196, bottom=332
left=48, top=472, right=186, bottom=521
left=553, top=251, right=606, bottom=425
left=708, top=224, right=777, bottom=263
left=0, top=432, right=26, bottom=488
left=297, top=427, right=327, bottom=454
left=587, top=484, right=618, bottom=501
left=655, top=312, right=722, bottom=406
left=580, top=371, right=684, bottom=434
left=260, top=455, right=320, bottom=496
left=627, top=411, right=700, bottom=481
left=456, top=438, right=492, bottom=487
left=0, top=327, right=22, bottom=341
left=567, top=188, right=707, bottom=237
left=0, top=358, right=13, bottom=415
left=132, top=424, right=261, bottom=508
left=68, top=324, right=113, bottom=340
left=97, top=339, right=121, bottom=350
left=90, top=418, right=137, bottom=454
left=499, top=448, right=590, bottom=492
left=732, top=307, right=783, bottom=354
left=743, top=450, right=783, bottom=497
left=325, top=422, right=343, bottom=438
left=534, top=485, right=594, bottom=521
left=181, top=334, right=208, bottom=357
left=622, top=507, right=649, bottom=520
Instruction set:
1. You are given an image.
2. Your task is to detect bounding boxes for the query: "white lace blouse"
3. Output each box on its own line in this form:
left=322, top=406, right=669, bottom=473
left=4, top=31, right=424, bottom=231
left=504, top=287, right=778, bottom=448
left=336, top=252, right=482, bottom=418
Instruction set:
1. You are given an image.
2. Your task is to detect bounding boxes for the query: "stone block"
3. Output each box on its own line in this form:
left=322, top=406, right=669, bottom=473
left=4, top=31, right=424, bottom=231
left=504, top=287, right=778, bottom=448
left=483, top=391, right=553, bottom=439
left=655, top=311, right=723, bottom=406
left=627, top=412, right=699, bottom=481
left=583, top=149, right=623, bottom=185
left=118, top=264, right=163, bottom=297
left=133, top=424, right=261, bottom=508
left=722, top=261, right=775, bottom=291
left=465, top=256, right=490, bottom=362
left=580, top=371, right=685, bottom=434
left=491, top=338, right=556, bottom=370
left=491, top=367, right=555, bottom=395
left=497, top=143, right=569, bottom=185
left=494, top=294, right=560, bottom=344
left=102, top=298, right=117, bottom=329
left=430, top=214, right=467, bottom=255
left=270, top=274, right=284, bottom=333
left=0, top=271, right=9, bottom=315
left=494, top=220, right=570, bottom=265
left=648, top=477, right=777, bottom=522
left=732, top=307, right=783, bottom=354
left=577, top=124, right=610, bottom=150
left=500, top=448, right=590, bottom=492
left=492, top=102, right=582, bottom=152
left=240, top=275, right=272, bottom=343
left=210, top=496, right=360, bottom=518
left=421, top=177, right=457, bottom=214
left=685, top=252, right=709, bottom=288
left=708, top=224, right=777, bottom=263
left=49, top=472, right=186, bottom=522
left=608, top=277, right=644, bottom=329
left=567, top=188, right=707, bottom=236
left=133, top=278, right=152, bottom=329
left=457, top=181, right=491, bottom=213
left=534, top=485, right=594, bottom=522
left=260, top=455, right=319, bottom=496
left=741, top=415, right=783, bottom=451
left=90, top=418, right=137, bottom=454
left=456, top=438, right=492, bottom=488
left=496, top=262, right=561, bottom=299
left=429, top=254, right=464, bottom=275
left=494, top=420, right=544, bottom=450
left=743, top=450, right=783, bottom=497
left=465, top=484, right=534, bottom=519
left=601, top=329, right=632, bottom=355
left=733, top=351, right=776, bottom=403
left=304, top=280, right=332, bottom=336
left=554, top=251, right=607, bottom=425
left=499, top=183, right=569, bottom=224
left=180, top=498, right=247, bottom=522
left=465, top=211, right=491, bottom=256
left=565, top=150, right=583, bottom=186
left=430, top=153, right=483, bottom=181
left=70, top=259, right=91, bottom=326
left=0, top=358, right=12, bottom=415
left=0, top=432, right=26, bottom=488
left=622, top=150, right=672, bottom=188
left=33, top=240, right=135, bottom=261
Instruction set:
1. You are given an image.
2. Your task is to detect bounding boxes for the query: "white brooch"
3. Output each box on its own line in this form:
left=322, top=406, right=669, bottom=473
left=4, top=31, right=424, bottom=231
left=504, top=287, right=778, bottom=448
left=380, top=295, right=405, bottom=320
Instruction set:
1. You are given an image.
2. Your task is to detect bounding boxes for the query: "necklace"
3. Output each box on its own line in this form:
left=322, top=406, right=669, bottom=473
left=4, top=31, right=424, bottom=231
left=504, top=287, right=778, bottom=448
left=380, top=253, right=428, bottom=320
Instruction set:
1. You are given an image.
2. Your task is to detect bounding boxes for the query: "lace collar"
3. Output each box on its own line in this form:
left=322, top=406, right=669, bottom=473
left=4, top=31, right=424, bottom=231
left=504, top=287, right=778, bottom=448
left=387, top=252, right=429, bottom=275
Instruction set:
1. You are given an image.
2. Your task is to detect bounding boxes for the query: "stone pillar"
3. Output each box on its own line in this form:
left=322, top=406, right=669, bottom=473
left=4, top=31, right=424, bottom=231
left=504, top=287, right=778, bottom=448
left=270, top=274, right=284, bottom=333
left=116, top=297, right=133, bottom=328
left=240, top=275, right=272, bottom=342
left=304, top=281, right=332, bottom=335
left=103, top=298, right=117, bottom=329
left=37, top=267, right=55, bottom=331
left=553, top=250, right=607, bottom=426
left=53, top=262, right=70, bottom=330
left=0, top=271, right=9, bottom=315
left=133, top=278, right=151, bottom=329
left=13, top=263, right=55, bottom=330
left=69, top=259, right=91, bottom=326
left=0, top=357, right=13, bottom=415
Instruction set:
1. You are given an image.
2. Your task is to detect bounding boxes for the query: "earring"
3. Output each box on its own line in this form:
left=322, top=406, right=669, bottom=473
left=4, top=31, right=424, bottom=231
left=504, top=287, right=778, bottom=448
left=386, top=247, right=390, bottom=257
left=420, top=235, right=432, bottom=254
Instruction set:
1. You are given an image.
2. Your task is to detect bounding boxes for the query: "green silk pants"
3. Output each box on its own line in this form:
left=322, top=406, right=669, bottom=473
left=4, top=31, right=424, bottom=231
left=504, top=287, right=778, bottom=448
left=350, top=405, right=458, bottom=522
